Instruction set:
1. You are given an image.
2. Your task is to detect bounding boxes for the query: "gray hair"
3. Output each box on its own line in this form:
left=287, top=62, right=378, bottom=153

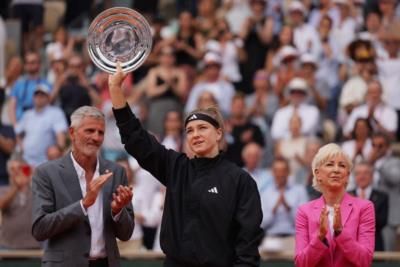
left=70, top=106, right=105, bottom=128
left=311, top=143, right=352, bottom=192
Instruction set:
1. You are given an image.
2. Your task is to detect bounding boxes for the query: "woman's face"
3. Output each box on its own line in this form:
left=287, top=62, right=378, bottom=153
left=185, top=120, right=221, bottom=157
left=354, top=120, right=370, bottom=140
left=160, top=51, right=176, bottom=66
left=315, top=154, right=350, bottom=192
left=280, top=26, right=293, bottom=45
left=164, top=111, right=182, bottom=133
left=197, top=91, right=217, bottom=109
left=55, top=27, right=68, bottom=44
left=179, top=11, right=193, bottom=29
left=319, top=17, right=332, bottom=36
left=366, top=13, right=381, bottom=33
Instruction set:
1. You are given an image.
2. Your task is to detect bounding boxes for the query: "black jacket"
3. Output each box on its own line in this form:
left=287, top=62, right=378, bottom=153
left=349, top=188, right=388, bottom=251
left=114, top=105, right=263, bottom=267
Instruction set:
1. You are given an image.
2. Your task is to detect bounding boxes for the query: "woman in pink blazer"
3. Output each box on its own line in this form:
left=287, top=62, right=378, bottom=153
left=295, top=143, right=375, bottom=267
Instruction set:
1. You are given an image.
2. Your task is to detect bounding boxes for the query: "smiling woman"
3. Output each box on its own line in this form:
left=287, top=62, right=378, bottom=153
left=295, top=143, right=375, bottom=267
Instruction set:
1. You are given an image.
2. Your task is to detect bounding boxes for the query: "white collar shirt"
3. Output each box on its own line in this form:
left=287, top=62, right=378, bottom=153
left=356, top=185, right=373, bottom=200
left=70, top=152, right=106, bottom=258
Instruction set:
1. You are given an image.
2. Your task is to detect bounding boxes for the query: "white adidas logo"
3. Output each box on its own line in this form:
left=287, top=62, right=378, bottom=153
left=188, top=114, right=197, bottom=120
left=208, top=187, right=218, bottom=194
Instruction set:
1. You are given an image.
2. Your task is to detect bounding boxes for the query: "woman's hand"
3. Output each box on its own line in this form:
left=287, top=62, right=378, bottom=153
left=318, top=206, right=329, bottom=241
left=108, top=62, right=128, bottom=90
left=108, top=62, right=129, bottom=109
left=333, top=204, right=343, bottom=236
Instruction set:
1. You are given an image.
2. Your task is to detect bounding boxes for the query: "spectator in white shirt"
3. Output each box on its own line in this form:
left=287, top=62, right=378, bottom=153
left=271, top=77, right=320, bottom=141
left=343, top=80, right=398, bottom=139
left=341, top=118, right=373, bottom=163
left=376, top=25, right=400, bottom=139
left=185, top=52, right=235, bottom=116
left=288, top=1, right=322, bottom=59
left=308, top=0, right=340, bottom=29
left=330, top=0, right=357, bottom=60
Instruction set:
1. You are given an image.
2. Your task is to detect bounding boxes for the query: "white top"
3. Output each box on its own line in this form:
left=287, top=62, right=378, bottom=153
left=326, top=205, right=335, bottom=237
left=356, top=185, right=372, bottom=200
left=271, top=103, right=320, bottom=140
left=293, top=23, right=322, bottom=59
left=377, top=58, right=400, bottom=110
left=343, top=103, right=398, bottom=136
left=71, top=154, right=106, bottom=258
left=339, top=76, right=368, bottom=108
left=205, top=40, right=242, bottom=82
left=330, top=17, right=357, bottom=60
left=224, top=0, right=252, bottom=34
left=308, top=7, right=340, bottom=29
left=102, top=100, right=125, bottom=151
left=129, top=158, right=163, bottom=228
left=341, top=139, right=372, bottom=162
left=185, top=79, right=235, bottom=116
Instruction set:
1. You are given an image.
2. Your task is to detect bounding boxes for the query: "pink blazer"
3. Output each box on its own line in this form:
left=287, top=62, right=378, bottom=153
left=295, top=193, right=375, bottom=267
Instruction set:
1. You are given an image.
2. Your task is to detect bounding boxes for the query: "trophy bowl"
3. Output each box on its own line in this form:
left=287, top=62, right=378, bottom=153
left=87, top=7, right=153, bottom=73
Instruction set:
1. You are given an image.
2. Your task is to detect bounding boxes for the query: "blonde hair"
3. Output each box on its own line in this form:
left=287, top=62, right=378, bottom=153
left=311, top=143, right=352, bottom=192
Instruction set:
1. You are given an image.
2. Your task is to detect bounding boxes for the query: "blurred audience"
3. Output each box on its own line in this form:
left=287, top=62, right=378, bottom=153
left=226, top=93, right=265, bottom=167
left=146, top=45, right=187, bottom=137
left=8, top=51, right=50, bottom=126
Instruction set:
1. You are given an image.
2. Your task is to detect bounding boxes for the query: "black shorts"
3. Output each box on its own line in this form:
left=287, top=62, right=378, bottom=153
left=12, top=4, right=44, bottom=33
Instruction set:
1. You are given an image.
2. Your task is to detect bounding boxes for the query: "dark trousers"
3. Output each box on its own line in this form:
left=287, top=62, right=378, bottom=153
left=89, top=258, right=108, bottom=267
left=142, top=225, right=157, bottom=250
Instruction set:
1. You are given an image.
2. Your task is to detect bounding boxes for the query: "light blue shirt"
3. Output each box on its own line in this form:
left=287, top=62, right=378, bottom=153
left=261, top=183, right=308, bottom=235
left=243, top=167, right=273, bottom=194
left=10, top=76, right=51, bottom=121
left=15, top=105, right=67, bottom=166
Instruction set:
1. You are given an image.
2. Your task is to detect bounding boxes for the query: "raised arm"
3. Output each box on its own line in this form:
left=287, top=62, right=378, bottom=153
left=108, top=64, right=183, bottom=186
left=108, top=63, right=129, bottom=109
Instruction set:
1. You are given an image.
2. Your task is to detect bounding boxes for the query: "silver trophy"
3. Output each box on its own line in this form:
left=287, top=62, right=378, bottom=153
left=87, top=7, right=152, bottom=73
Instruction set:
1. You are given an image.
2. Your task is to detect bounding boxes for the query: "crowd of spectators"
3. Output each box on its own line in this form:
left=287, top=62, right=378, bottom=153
left=0, top=0, right=400, bottom=254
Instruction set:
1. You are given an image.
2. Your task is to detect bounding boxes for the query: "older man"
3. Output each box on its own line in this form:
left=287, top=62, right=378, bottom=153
left=32, top=106, right=134, bottom=267
left=261, top=157, right=308, bottom=251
